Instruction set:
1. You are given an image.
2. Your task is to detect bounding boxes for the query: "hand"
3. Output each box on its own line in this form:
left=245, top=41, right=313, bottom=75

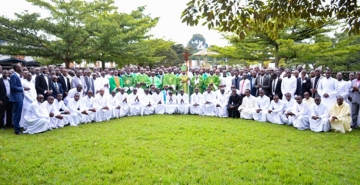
left=65, top=92, right=68, bottom=95
left=147, top=103, right=151, bottom=107
left=0, top=101, right=3, bottom=105
left=229, top=106, right=234, bottom=109
left=90, top=108, right=96, bottom=112
left=104, top=84, right=109, bottom=87
left=64, top=110, right=70, bottom=114
left=103, top=106, right=109, bottom=110
left=348, top=97, right=352, bottom=102
left=206, top=101, right=210, bottom=104
left=116, top=87, right=121, bottom=91
left=55, top=115, right=63, bottom=120
left=216, top=104, right=221, bottom=107
left=268, top=110, right=272, bottom=114
left=256, top=109, right=261, bottom=113
left=323, top=93, right=329, bottom=98
left=331, top=116, right=337, bottom=122
left=24, top=87, right=30, bottom=91
left=194, top=103, right=199, bottom=107
left=353, top=86, right=359, bottom=92
left=49, top=112, right=54, bottom=117
left=116, top=106, right=121, bottom=109
left=158, top=101, right=161, bottom=104
left=81, top=110, right=88, bottom=115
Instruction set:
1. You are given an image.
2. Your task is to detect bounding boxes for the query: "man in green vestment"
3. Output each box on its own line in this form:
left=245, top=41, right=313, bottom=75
left=149, top=72, right=162, bottom=89
left=177, top=70, right=190, bottom=94
left=109, top=70, right=123, bottom=93
left=122, top=69, right=135, bottom=94
left=135, top=69, right=151, bottom=89
left=191, top=70, right=204, bottom=93
left=204, top=70, right=221, bottom=91
left=163, top=68, right=177, bottom=92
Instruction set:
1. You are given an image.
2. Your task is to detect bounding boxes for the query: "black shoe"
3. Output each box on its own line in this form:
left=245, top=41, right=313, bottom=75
left=351, top=125, right=358, bottom=129
left=15, top=131, right=22, bottom=135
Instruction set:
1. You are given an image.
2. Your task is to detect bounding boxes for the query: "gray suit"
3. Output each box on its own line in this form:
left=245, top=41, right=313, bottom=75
left=254, top=75, right=270, bottom=96
left=311, top=76, right=323, bottom=98
left=349, top=79, right=360, bottom=126
left=84, top=76, right=95, bottom=95
left=71, top=76, right=83, bottom=89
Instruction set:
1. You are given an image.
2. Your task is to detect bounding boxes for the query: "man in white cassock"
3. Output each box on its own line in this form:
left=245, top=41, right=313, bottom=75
left=285, top=96, right=311, bottom=130
left=220, top=71, right=233, bottom=92
left=95, top=89, right=112, bottom=122
left=253, top=89, right=270, bottom=122
left=309, top=97, right=330, bottom=132
left=266, top=95, right=284, bottom=124
left=215, top=88, right=229, bottom=118
left=42, top=96, right=67, bottom=128
left=165, top=91, right=178, bottom=114
left=336, top=72, right=350, bottom=103
left=280, top=70, right=297, bottom=100
left=141, top=89, right=155, bottom=115
left=190, top=88, right=204, bottom=115
left=152, top=88, right=165, bottom=114
left=317, top=70, right=339, bottom=107
left=128, top=89, right=143, bottom=116
left=238, top=89, right=256, bottom=119
left=67, top=93, right=91, bottom=125
left=202, top=87, right=217, bottom=116
left=98, top=72, right=110, bottom=95
left=108, top=90, right=121, bottom=119
left=54, top=94, right=73, bottom=127
left=81, top=90, right=101, bottom=123
left=23, top=95, right=51, bottom=134
left=135, top=83, right=145, bottom=97
left=116, top=88, right=130, bottom=117
left=303, top=92, right=315, bottom=106
left=64, top=84, right=83, bottom=105
left=281, top=93, right=296, bottom=125
left=19, top=73, right=37, bottom=129
left=176, top=89, right=190, bottom=114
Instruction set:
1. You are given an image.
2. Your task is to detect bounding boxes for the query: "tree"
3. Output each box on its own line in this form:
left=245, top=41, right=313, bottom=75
left=181, top=0, right=360, bottom=39
left=186, top=34, right=208, bottom=57
left=0, top=0, right=158, bottom=68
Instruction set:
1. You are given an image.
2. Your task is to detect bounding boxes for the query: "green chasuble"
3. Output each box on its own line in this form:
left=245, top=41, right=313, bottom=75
left=191, top=75, right=204, bottom=93
left=163, top=73, right=177, bottom=91
left=135, top=74, right=151, bottom=89
left=204, top=74, right=221, bottom=91
left=149, top=76, right=162, bottom=89
left=109, top=76, right=124, bottom=93
left=122, top=74, right=135, bottom=94
left=177, top=74, right=190, bottom=94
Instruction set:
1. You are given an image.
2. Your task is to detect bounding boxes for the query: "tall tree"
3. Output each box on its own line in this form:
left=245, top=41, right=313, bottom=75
left=186, top=34, right=208, bottom=56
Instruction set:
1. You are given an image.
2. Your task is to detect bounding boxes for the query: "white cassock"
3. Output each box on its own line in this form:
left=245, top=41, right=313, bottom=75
left=238, top=95, right=256, bottom=119
left=253, top=95, right=270, bottom=122
left=98, top=77, right=110, bottom=95
left=64, top=89, right=83, bottom=105
left=141, top=94, right=155, bottom=115
left=42, top=101, right=67, bottom=128
left=116, top=93, right=130, bottom=117
left=128, top=93, right=143, bottom=116
left=136, top=87, right=145, bottom=97
left=93, top=79, right=103, bottom=94
left=152, top=93, right=165, bottom=114
left=220, top=76, right=233, bottom=92
left=176, top=94, right=190, bottom=114
left=338, top=80, right=350, bottom=104
left=67, top=98, right=90, bottom=125
left=81, top=96, right=101, bottom=123
left=53, top=99, right=74, bottom=126
left=289, top=102, right=311, bottom=130
left=280, top=76, right=297, bottom=100
left=215, top=92, right=229, bottom=118
left=23, top=101, right=50, bottom=134
left=165, top=95, right=178, bottom=114
left=309, top=103, right=330, bottom=132
left=108, top=95, right=121, bottom=118
left=202, top=91, right=217, bottom=116
left=303, top=97, right=315, bottom=107
left=19, top=79, right=36, bottom=128
left=266, top=100, right=284, bottom=124
left=317, top=77, right=339, bottom=107
left=95, top=94, right=112, bottom=122
left=190, top=93, right=204, bottom=115
left=280, top=99, right=296, bottom=124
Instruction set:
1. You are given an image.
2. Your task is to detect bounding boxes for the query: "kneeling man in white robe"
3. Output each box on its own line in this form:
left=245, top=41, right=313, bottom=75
left=54, top=94, right=73, bottom=127
left=116, top=88, right=130, bottom=117
left=42, top=96, right=66, bottom=128
left=165, top=91, right=178, bottom=114
left=238, top=89, right=256, bottom=119
left=95, top=89, right=112, bottom=122
left=309, top=97, right=330, bottom=132
left=128, top=89, right=143, bottom=116
left=253, top=89, right=270, bottom=122
left=142, top=89, right=155, bottom=115
left=286, top=96, right=311, bottom=130
left=266, top=95, right=284, bottom=124
left=190, top=88, right=204, bottom=115
left=215, top=88, right=229, bottom=118
left=67, top=93, right=92, bottom=125
left=108, top=90, right=121, bottom=118
left=152, top=88, right=165, bottom=114
left=23, top=94, right=51, bottom=134
left=176, top=89, right=190, bottom=114
left=202, top=87, right=217, bottom=116
left=82, top=90, right=101, bottom=123
left=280, top=93, right=296, bottom=125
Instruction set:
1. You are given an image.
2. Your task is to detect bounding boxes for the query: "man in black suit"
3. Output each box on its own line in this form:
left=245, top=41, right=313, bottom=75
left=58, top=69, right=71, bottom=98
left=51, top=75, right=63, bottom=97
left=295, top=70, right=311, bottom=98
left=0, top=70, right=13, bottom=129
left=254, top=69, right=271, bottom=96
left=35, top=67, right=53, bottom=100
left=227, top=89, right=242, bottom=118
left=231, top=71, right=240, bottom=90
left=270, top=73, right=282, bottom=100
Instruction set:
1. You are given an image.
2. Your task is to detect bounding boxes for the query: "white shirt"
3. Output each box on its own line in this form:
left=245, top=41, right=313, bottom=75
left=292, top=102, right=311, bottom=117
left=54, top=99, right=70, bottom=112
left=116, top=92, right=128, bottom=104
left=337, top=80, right=349, bottom=99
left=203, top=91, right=216, bottom=104
left=177, top=94, right=189, bottom=104
left=95, top=94, right=109, bottom=108
left=281, top=76, right=297, bottom=97
left=191, top=93, right=204, bottom=105
left=238, top=79, right=251, bottom=95
left=216, top=92, right=229, bottom=106
left=283, top=99, right=295, bottom=112
left=268, top=100, right=284, bottom=113
left=3, top=78, right=10, bottom=98
left=21, top=79, right=36, bottom=102
left=166, top=95, right=177, bottom=104
left=64, top=88, right=83, bottom=105
left=255, top=95, right=270, bottom=110
left=239, top=95, right=256, bottom=110
left=317, top=77, right=339, bottom=106
left=82, top=96, right=97, bottom=109
left=311, top=103, right=329, bottom=119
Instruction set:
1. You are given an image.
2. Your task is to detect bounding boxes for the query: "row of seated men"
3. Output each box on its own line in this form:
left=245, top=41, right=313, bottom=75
left=21, top=85, right=351, bottom=134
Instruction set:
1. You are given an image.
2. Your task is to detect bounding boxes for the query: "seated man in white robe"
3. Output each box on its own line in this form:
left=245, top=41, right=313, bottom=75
left=329, top=96, right=352, bottom=133
left=165, top=91, right=178, bottom=114
left=253, top=89, right=270, bottom=122
left=266, top=95, right=284, bottom=124
left=54, top=93, right=73, bottom=127
left=42, top=96, right=66, bottom=129
left=135, top=83, right=145, bottom=96
left=152, top=88, right=165, bottom=114
left=64, top=84, right=83, bottom=105
left=309, top=97, right=330, bottom=132
left=190, top=88, right=204, bottom=115
left=280, top=93, right=296, bottom=125
left=142, top=89, right=155, bottom=116
left=285, top=96, right=311, bottom=130
left=238, top=89, right=256, bottom=119
left=202, top=87, right=217, bottom=116
left=215, top=88, right=229, bottom=118
left=128, top=89, right=143, bottom=116
left=95, top=89, right=112, bottom=122
left=176, top=89, right=190, bottom=114
left=23, top=94, right=51, bottom=134
left=303, top=92, right=315, bottom=106
left=116, top=88, right=130, bottom=117
left=108, top=90, right=121, bottom=119
left=82, top=90, right=101, bottom=123
left=67, top=93, right=91, bottom=125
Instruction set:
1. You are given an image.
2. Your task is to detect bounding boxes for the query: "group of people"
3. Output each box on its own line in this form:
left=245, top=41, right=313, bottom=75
left=0, top=64, right=358, bottom=134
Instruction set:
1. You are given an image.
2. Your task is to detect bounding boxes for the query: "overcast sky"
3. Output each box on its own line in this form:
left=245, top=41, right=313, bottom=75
left=0, top=0, right=229, bottom=47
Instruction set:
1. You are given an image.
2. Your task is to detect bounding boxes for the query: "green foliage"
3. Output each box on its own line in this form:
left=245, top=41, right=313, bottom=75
left=186, top=34, right=208, bottom=58
left=1, top=115, right=360, bottom=184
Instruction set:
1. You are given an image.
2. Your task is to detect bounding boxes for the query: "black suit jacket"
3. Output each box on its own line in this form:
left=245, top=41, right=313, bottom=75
left=0, top=78, right=9, bottom=102
left=295, top=77, right=311, bottom=98
left=227, top=94, right=242, bottom=108
left=58, top=74, right=71, bottom=92
left=35, top=74, right=53, bottom=96
left=254, top=75, right=271, bottom=96
left=270, top=78, right=282, bottom=99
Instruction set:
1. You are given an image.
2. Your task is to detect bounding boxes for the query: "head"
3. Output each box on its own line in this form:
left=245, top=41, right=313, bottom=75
left=357, top=72, right=360, bottom=80
left=310, top=70, right=315, bottom=78
left=301, top=70, right=307, bottom=77
left=74, top=93, right=80, bottom=101
left=293, top=71, right=299, bottom=78
left=194, top=88, right=199, bottom=94
left=13, top=64, right=22, bottom=73
left=99, top=89, right=104, bottom=96
left=26, top=73, right=32, bottom=81
left=76, top=84, right=83, bottom=92
left=111, top=90, right=116, bottom=97
left=349, top=73, right=355, bottom=80
left=164, top=85, right=169, bottom=91
left=314, top=97, right=321, bottom=105
left=47, top=96, right=55, bottom=104
left=260, top=69, right=265, bottom=76
left=286, top=69, right=291, bottom=77
left=145, top=89, right=149, bottom=95
left=87, top=90, right=93, bottom=98
left=56, top=93, right=63, bottom=101
left=295, top=96, right=302, bottom=104
left=133, top=89, right=137, bottom=95
left=52, top=75, right=58, bottom=82
left=245, top=89, right=250, bottom=97
left=271, top=73, right=277, bottom=80
left=37, top=94, right=45, bottom=103
left=169, top=91, right=173, bottom=96
left=285, top=93, right=291, bottom=101
left=337, top=96, right=344, bottom=106
left=325, top=70, right=331, bottom=78
left=231, top=89, right=237, bottom=96
left=242, top=74, right=247, bottom=80
left=206, top=87, right=211, bottom=93
left=180, top=89, right=184, bottom=95
left=336, top=72, right=343, bottom=81
left=273, top=95, right=279, bottom=103
left=259, top=89, right=264, bottom=97
left=2, top=70, right=8, bottom=79
left=220, top=88, right=225, bottom=94
left=315, top=69, right=321, bottom=77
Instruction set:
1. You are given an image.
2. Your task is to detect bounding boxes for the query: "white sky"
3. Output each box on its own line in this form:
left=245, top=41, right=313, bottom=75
left=0, top=0, right=229, bottom=47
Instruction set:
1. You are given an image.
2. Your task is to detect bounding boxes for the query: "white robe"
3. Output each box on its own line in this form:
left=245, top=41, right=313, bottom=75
left=238, top=95, right=256, bottom=119
left=98, top=77, right=110, bottom=95
left=95, top=94, right=112, bottom=122
left=266, top=100, right=284, bottom=124
left=116, top=93, right=130, bottom=117
left=338, top=80, right=350, bottom=104
left=64, top=88, right=83, bottom=105
left=176, top=94, right=190, bottom=114
left=67, top=98, right=90, bottom=125
left=108, top=95, right=121, bottom=118
left=23, top=101, right=50, bottom=134
left=202, top=91, right=217, bottom=116
left=309, top=103, right=330, bottom=132
left=165, top=95, right=178, bottom=114
left=288, top=102, right=311, bottom=130
left=190, top=93, right=204, bottom=115
left=152, top=93, right=165, bottom=114
left=215, top=93, right=229, bottom=117
left=281, top=76, right=297, bottom=100
left=53, top=99, right=74, bottom=127
left=253, top=95, right=270, bottom=122
left=317, top=77, right=339, bottom=107
left=42, top=101, right=68, bottom=128
left=141, top=94, right=155, bottom=115
left=128, top=93, right=143, bottom=116
left=81, top=96, right=101, bottom=123
left=19, top=79, right=36, bottom=128
left=303, top=97, right=315, bottom=107
left=220, top=76, right=233, bottom=92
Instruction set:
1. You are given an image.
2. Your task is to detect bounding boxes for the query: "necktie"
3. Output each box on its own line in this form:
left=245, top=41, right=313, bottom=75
left=272, top=79, right=276, bottom=94
left=235, top=78, right=238, bottom=89
left=55, top=82, right=59, bottom=93
left=260, top=76, right=263, bottom=86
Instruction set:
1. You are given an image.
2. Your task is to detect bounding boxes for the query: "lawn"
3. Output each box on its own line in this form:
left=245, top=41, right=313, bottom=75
left=1, top=115, right=360, bottom=184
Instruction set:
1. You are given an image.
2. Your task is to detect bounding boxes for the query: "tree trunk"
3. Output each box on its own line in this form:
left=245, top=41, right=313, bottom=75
left=101, top=60, right=105, bottom=70
left=274, top=44, right=280, bottom=67
left=65, top=60, right=70, bottom=69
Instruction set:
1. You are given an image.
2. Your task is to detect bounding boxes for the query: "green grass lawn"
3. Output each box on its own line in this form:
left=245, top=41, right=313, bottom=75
left=1, top=115, right=360, bottom=184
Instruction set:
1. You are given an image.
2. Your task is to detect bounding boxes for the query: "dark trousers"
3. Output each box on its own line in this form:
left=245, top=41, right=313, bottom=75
left=12, top=101, right=23, bottom=133
left=0, top=99, right=13, bottom=128
left=228, top=107, right=240, bottom=118
left=351, top=102, right=360, bottom=127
